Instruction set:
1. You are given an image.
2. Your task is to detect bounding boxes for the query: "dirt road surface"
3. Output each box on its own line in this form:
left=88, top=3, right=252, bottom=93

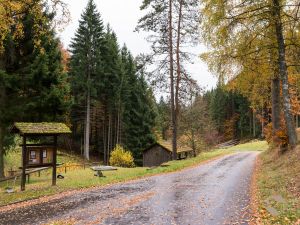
left=0, top=152, right=258, bottom=225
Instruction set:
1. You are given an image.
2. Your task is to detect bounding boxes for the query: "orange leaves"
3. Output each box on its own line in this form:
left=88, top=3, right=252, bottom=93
left=0, top=0, right=41, bottom=51
left=227, top=62, right=271, bottom=111
left=0, top=0, right=23, bottom=51
left=263, top=119, right=289, bottom=147
left=264, top=123, right=273, bottom=144
left=288, top=74, right=300, bottom=116
left=223, top=113, right=240, bottom=140
left=59, top=43, right=70, bottom=72
left=276, top=129, right=289, bottom=146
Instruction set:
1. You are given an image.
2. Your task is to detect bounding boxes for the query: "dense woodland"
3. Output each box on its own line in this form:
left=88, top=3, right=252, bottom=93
left=138, top=0, right=300, bottom=154
left=68, top=1, right=156, bottom=163
left=0, top=0, right=157, bottom=177
left=199, top=0, right=300, bottom=147
left=1, top=0, right=300, bottom=178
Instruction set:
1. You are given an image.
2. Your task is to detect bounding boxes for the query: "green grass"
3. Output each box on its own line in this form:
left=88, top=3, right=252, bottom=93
left=0, top=141, right=267, bottom=207
left=220, top=140, right=268, bottom=152
left=4, top=148, right=86, bottom=172
left=256, top=147, right=300, bottom=224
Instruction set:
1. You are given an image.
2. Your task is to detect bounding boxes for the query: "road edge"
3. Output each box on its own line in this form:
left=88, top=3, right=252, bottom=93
left=250, top=153, right=262, bottom=225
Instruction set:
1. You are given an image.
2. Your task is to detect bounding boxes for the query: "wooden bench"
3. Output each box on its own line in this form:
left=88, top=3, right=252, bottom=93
left=90, top=166, right=117, bottom=177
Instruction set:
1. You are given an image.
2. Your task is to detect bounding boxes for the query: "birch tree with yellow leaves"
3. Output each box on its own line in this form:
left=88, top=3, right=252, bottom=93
left=200, top=0, right=300, bottom=147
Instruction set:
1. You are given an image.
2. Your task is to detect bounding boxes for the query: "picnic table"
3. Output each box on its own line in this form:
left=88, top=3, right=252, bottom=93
left=90, top=166, right=117, bottom=177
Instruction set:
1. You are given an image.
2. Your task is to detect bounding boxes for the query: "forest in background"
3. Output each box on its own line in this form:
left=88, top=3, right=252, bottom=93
left=137, top=0, right=300, bottom=158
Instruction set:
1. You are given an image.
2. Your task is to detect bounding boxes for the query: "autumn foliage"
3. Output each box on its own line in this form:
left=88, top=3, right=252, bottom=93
left=109, top=145, right=135, bottom=168
left=263, top=75, right=300, bottom=147
left=0, top=0, right=69, bottom=52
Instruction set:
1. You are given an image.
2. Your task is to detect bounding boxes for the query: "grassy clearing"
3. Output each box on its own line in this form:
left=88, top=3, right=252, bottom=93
left=0, top=141, right=266, bottom=207
left=256, top=146, right=300, bottom=224
left=221, top=140, right=268, bottom=152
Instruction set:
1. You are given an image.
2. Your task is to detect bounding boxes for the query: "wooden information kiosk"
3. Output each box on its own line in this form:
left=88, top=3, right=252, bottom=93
left=12, top=123, right=71, bottom=191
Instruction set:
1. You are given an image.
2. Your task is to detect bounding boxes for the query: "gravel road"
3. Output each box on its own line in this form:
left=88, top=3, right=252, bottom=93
left=0, top=152, right=258, bottom=225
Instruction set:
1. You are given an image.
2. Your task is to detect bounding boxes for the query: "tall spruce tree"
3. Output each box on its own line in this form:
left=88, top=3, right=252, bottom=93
left=123, top=53, right=156, bottom=159
left=67, top=4, right=157, bottom=163
left=100, top=28, right=124, bottom=164
left=123, top=77, right=157, bottom=160
left=69, top=0, right=105, bottom=160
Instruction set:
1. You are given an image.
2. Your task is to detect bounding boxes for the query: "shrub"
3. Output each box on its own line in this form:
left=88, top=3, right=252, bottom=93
left=109, top=145, right=135, bottom=168
left=264, top=120, right=288, bottom=148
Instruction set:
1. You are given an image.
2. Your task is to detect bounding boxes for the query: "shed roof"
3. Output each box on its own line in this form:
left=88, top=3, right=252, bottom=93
left=144, top=141, right=193, bottom=154
left=12, top=122, right=71, bottom=135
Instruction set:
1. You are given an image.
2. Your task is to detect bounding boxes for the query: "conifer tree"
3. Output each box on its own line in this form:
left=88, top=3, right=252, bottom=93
left=156, top=96, right=170, bottom=140
left=123, top=61, right=156, bottom=159
left=69, top=0, right=105, bottom=160
left=100, top=28, right=124, bottom=164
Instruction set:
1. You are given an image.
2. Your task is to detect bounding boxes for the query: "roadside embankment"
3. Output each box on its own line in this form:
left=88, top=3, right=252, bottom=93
left=252, top=146, right=300, bottom=224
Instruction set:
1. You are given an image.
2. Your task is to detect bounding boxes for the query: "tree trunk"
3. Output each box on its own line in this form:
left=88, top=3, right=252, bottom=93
left=116, top=109, right=120, bottom=145
left=103, top=112, right=107, bottom=165
left=191, top=129, right=196, bottom=157
left=174, top=0, right=184, bottom=159
left=169, top=0, right=177, bottom=160
left=107, top=113, right=111, bottom=163
left=119, top=110, right=122, bottom=145
left=272, top=0, right=297, bottom=147
left=115, top=113, right=118, bottom=146
left=0, top=125, right=5, bottom=178
left=110, top=114, right=113, bottom=153
left=175, top=0, right=183, bottom=137
left=271, top=77, right=281, bottom=135
left=250, top=110, right=252, bottom=135
left=84, top=85, right=91, bottom=160
left=0, top=80, right=5, bottom=178
left=253, top=110, right=256, bottom=137
left=261, top=107, right=264, bottom=138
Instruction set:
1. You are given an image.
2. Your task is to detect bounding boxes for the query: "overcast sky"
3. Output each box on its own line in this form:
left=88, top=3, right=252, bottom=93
left=58, top=0, right=217, bottom=91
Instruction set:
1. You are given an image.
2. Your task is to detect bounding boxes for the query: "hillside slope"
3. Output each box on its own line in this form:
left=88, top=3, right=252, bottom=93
left=254, top=146, right=300, bottom=224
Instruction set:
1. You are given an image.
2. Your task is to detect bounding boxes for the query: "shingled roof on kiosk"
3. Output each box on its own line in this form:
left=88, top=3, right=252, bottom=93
left=12, top=122, right=71, bottom=136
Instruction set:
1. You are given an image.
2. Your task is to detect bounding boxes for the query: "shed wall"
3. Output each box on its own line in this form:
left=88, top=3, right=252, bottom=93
left=143, top=145, right=172, bottom=167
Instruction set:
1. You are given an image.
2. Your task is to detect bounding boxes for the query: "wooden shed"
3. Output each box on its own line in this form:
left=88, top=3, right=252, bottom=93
left=143, top=141, right=194, bottom=167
